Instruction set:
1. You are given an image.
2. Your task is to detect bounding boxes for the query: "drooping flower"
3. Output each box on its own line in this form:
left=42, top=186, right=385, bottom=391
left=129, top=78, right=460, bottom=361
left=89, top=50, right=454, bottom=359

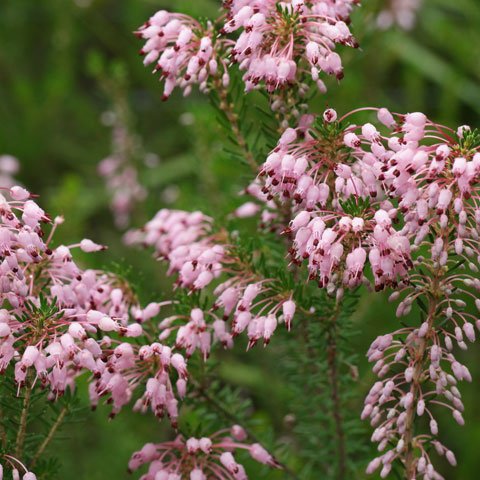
left=126, top=208, right=297, bottom=349
left=0, top=456, right=36, bottom=480
left=0, top=188, right=195, bottom=426
left=136, top=11, right=230, bottom=100
left=223, top=0, right=359, bottom=93
left=128, top=426, right=280, bottom=479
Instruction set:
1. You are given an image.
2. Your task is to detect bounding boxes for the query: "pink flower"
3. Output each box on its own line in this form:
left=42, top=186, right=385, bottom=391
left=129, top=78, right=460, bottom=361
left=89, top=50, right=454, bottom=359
left=127, top=208, right=297, bottom=351
left=128, top=427, right=279, bottom=479
left=136, top=11, right=229, bottom=100
left=79, top=239, right=107, bottom=253
left=0, top=457, right=36, bottom=480
left=224, top=0, right=359, bottom=93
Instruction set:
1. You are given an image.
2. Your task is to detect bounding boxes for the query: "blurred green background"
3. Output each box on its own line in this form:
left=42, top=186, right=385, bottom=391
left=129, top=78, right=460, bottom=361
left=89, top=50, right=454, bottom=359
left=1, top=0, right=480, bottom=478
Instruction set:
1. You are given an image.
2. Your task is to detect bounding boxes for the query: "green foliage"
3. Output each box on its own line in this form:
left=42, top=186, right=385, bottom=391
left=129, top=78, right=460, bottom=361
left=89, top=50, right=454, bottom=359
left=0, top=374, right=82, bottom=479
left=339, top=196, right=372, bottom=217
left=279, top=289, right=368, bottom=479
left=1, top=0, right=480, bottom=478
left=458, top=127, right=480, bottom=153
left=16, top=294, right=62, bottom=331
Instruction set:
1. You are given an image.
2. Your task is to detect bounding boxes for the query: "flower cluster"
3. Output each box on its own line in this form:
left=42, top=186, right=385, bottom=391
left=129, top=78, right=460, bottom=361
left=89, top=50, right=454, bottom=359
left=136, top=11, right=229, bottom=100
left=136, top=1, right=360, bottom=99
left=258, top=113, right=368, bottom=208
left=258, top=110, right=414, bottom=292
left=364, top=320, right=468, bottom=478
left=0, top=180, right=283, bottom=479
left=261, top=108, right=480, bottom=475
left=0, top=188, right=193, bottom=426
left=287, top=207, right=412, bottom=293
left=357, top=119, right=480, bottom=476
left=128, top=426, right=279, bottom=480
left=125, top=209, right=223, bottom=290
left=126, top=208, right=297, bottom=352
left=90, top=339, right=189, bottom=425
left=223, top=0, right=358, bottom=93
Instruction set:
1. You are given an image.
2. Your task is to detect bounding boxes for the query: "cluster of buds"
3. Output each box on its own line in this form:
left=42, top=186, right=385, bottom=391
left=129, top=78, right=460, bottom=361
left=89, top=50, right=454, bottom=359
left=223, top=0, right=358, bottom=93
left=128, top=426, right=279, bottom=479
left=364, top=319, right=469, bottom=479
left=362, top=192, right=480, bottom=476
left=126, top=208, right=297, bottom=351
left=135, top=11, right=229, bottom=100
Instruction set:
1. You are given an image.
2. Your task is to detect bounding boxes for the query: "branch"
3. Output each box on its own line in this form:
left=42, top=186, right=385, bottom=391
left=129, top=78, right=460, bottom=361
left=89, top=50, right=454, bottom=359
left=31, top=405, right=68, bottom=467
left=326, top=302, right=347, bottom=480
left=191, top=378, right=300, bottom=480
left=14, top=385, right=32, bottom=458
left=212, top=78, right=258, bottom=173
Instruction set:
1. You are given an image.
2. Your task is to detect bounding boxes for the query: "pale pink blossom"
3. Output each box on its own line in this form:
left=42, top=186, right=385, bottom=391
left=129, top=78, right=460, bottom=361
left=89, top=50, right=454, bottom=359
left=128, top=427, right=279, bottom=479
left=223, top=0, right=359, bottom=93
left=136, top=11, right=229, bottom=99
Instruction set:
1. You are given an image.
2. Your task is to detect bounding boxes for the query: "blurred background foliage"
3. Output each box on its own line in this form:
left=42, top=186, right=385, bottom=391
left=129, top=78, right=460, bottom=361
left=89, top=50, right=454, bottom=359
left=0, top=0, right=480, bottom=478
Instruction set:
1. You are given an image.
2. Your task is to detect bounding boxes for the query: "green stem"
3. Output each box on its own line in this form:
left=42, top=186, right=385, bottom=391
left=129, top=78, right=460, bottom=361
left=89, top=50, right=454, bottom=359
left=15, top=386, right=32, bottom=458
left=213, top=78, right=258, bottom=173
left=0, top=406, right=7, bottom=450
left=326, top=303, right=347, bottom=480
left=298, top=298, right=349, bottom=479
left=31, top=405, right=68, bottom=467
